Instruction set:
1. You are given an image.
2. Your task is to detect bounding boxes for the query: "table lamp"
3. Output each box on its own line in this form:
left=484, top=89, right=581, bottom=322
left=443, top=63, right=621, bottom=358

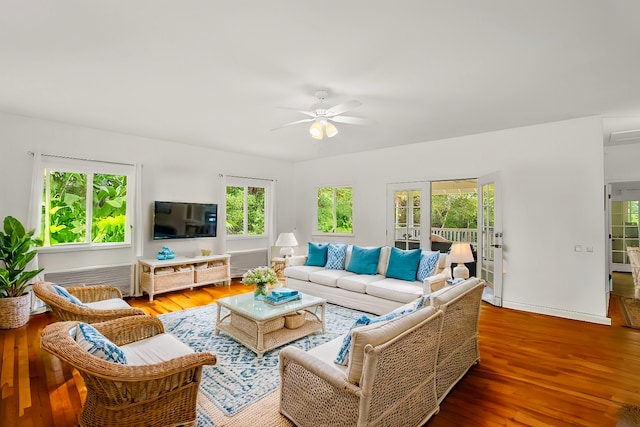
left=275, top=232, right=298, bottom=257
left=448, top=242, right=474, bottom=279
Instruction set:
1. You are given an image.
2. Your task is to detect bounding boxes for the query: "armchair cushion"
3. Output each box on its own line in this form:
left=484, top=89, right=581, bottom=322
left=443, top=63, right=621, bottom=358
left=121, top=333, right=194, bottom=365
left=85, top=298, right=135, bottom=310
left=75, top=322, right=127, bottom=364
left=53, top=284, right=84, bottom=306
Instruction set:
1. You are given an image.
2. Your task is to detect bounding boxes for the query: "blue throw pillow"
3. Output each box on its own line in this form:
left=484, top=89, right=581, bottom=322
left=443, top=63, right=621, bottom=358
left=326, top=243, right=348, bottom=270
left=346, top=246, right=381, bottom=275
left=75, top=323, right=127, bottom=364
left=306, top=242, right=328, bottom=266
left=385, top=247, right=421, bottom=281
left=334, top=310, right=403, bottom=365
left=416, top=251, right=441, bottom=281
left=52, top=284, right=84, bottom=306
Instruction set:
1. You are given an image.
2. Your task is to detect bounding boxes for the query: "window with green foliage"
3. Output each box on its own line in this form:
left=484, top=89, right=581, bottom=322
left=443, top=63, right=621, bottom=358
left=226, top=184, right=266, bottom=236
left=36, top=157, right=133, bottom=248
left=317, top=187, right=353, bottom=234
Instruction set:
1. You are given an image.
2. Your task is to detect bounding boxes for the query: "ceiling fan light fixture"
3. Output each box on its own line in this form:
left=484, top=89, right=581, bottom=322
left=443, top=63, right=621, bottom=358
left=310, top=121, right=324, bottom=139
left=325, top=122, right=338, bottom=137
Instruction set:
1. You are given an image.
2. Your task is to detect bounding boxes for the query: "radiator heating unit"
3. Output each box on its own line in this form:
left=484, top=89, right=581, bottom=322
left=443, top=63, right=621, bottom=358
left=43, top=263, right=137, bottom=297
left=228, top=248, right=268, bottom=278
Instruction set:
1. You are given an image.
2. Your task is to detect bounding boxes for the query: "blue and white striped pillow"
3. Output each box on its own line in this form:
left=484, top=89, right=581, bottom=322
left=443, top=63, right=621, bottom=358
left=52, top=284, right=84, bottom=306
left=75, top=322, right=127, bottom=364
left=416, top=251, right=441, bottom=281
left=325, top=243, right=348, bottom=270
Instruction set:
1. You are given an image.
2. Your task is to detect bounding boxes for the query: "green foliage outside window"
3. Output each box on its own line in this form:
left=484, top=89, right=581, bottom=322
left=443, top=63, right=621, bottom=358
left=226, top=186, right=265, bottom=235
left=431, top=193, right=478, bottom=229
left=40, top=171, right=127, bottom=246
left=317, top=187, right=353, bottom=233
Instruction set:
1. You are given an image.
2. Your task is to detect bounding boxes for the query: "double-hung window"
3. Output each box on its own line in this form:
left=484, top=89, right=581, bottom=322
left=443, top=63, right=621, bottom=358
left=34, top=155, right=135, bottom=249
left=316, top=186, right=353, bottom=234
left=225, top=178, right=268, bottom=237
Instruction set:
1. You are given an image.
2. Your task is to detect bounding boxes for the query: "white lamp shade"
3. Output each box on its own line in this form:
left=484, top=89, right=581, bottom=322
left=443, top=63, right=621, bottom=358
left=276, top=232, right=298, bottom=257
left=448, top=242, right=474, bottom=280
left=309, top=121, right=324, bottom=139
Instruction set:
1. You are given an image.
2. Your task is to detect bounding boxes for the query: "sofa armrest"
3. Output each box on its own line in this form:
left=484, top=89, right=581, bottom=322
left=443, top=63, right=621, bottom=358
left=279, top=346, right=361, bottom=425
left=423, top=267, right=452, bottom=295
left=285, top=255, right=307, bottom=267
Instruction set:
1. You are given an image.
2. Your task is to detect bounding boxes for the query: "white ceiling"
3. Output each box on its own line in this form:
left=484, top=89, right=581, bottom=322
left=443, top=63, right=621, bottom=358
left=2, top=1, right=640, bottom=162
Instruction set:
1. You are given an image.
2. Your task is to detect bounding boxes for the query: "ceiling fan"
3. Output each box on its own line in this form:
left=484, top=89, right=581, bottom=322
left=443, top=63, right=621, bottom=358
left=273, top=90, right=368, bottom=140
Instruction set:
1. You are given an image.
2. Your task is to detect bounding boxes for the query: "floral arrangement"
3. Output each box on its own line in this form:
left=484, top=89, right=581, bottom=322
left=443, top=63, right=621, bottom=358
left=241, top=266, right=278, bottom=286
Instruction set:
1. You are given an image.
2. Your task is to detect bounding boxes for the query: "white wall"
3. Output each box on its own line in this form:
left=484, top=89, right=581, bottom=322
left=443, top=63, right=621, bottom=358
left=0, top=112, right=295, bottom=273
left=293, top=117, right=609, bottom=324
left=604, top=143, right=640, bottom=183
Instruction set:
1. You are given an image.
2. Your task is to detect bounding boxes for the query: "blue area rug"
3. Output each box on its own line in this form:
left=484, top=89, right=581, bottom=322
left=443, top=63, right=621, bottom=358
left=158, top=303, right=368, bottom=421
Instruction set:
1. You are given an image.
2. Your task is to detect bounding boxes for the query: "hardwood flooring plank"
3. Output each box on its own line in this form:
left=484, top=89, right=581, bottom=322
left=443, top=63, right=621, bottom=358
left=17, top=327, right=31, bottom=416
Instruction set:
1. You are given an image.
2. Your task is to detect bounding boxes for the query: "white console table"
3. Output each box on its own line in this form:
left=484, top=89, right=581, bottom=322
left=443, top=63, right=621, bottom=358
left=138, top=254, right=231, bottom=301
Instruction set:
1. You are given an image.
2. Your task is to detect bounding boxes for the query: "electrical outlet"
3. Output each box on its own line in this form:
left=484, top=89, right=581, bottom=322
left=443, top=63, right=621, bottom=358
left=574, top=245, right=582, bottom=252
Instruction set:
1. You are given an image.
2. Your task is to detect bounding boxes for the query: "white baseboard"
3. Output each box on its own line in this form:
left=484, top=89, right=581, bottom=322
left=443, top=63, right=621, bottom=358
left=503, top=301, right=612, bottom=326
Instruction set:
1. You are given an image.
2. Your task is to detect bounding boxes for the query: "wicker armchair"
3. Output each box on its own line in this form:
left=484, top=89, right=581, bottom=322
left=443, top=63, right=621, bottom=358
left=41, top=315, right=217, bottom=427
left=627, top=247, right=640, bottom=288
left=279, top=306, right=443, bottom=427
left=431, top=277, right=485, bottom=403
left=33, top=281, right=145, bottom=323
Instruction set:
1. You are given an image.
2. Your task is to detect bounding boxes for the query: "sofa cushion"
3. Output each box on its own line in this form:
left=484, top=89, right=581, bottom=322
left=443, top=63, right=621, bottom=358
left=347, top=306, right=438, bottom=384
left=346, top=246, right=381, bottom=275
left=336, top=274, right=385, bottom=293
left=385, top=247, right=421, bottom=281
left=326, top=243, right=348, bottom=270
left=365, top=278, right=423, bottom=303
left=416, top=250, right=441, bottom=281
left=309, top=335, right=349, bottom=375
left=284, top=265, right=324, bottom=281
left=308, top=269, right=355, bottom=288
left=306, top=242, right=328, bottom=266
left=52, top=284, right=84, bottom=306
left=75, top=322, right=127, bottom=364
left=85, top=298, right=133, bottom=310
left=120, top=333, right=194, bottom=366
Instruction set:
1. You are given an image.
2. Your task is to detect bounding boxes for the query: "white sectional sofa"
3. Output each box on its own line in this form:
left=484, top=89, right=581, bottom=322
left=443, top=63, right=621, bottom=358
left=284, top=244, right=451, bottom=315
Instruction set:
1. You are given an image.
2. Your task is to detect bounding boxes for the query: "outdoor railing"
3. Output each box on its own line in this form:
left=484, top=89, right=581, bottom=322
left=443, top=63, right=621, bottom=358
left=395, top=227, right=478, bottom=245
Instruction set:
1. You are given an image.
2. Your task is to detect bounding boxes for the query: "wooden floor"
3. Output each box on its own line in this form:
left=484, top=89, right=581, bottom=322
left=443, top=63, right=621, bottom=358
left=2, top=277, right=639, bottom=427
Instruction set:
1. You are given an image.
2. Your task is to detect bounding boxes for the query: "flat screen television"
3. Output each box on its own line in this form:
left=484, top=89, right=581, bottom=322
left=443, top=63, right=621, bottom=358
left=153, top=201, right=218, bottom=240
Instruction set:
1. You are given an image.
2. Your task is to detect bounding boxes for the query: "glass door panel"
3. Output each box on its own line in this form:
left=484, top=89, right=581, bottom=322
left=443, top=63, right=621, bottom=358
left=478, top=173, right=502, bottom=306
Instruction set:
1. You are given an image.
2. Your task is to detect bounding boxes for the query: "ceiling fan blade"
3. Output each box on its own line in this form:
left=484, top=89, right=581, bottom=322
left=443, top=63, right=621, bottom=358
left=271, top=118, right=314, bottom=130
left=329, top=115, right=370, bottom=125
left=326, top=100, right=362, bottom=116
left=276, top=106, right=317, bottom=118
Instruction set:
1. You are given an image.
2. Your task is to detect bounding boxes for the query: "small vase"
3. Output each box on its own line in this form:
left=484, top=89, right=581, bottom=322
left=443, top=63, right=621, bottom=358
left=254, top=283, right=269, bottom=301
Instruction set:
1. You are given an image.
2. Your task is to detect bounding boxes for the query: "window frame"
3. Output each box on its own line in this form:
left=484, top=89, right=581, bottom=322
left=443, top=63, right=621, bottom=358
left=34, top=156, right=135, bottom=253
left=225, top=178, right=270, bottom=240
left=314, top=185, right=354, bottom=236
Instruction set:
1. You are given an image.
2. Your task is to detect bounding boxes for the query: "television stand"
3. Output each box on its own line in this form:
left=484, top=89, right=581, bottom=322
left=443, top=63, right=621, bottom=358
left=138, top=255, right=230, bottom=301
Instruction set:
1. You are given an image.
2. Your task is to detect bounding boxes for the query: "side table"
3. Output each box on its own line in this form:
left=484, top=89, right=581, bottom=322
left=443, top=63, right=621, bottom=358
left=270, top=257, right=286, bottom=280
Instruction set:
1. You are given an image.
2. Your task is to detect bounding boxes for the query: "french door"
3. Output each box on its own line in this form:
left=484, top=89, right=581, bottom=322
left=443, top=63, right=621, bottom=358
left=478, top=173, right=503, bottom=306
left=387, top=183, right=431, bottom=249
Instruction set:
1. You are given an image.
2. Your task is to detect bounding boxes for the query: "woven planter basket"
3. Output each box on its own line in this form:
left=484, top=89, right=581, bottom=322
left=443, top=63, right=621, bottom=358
left=0, top=292, right=31, bottom=329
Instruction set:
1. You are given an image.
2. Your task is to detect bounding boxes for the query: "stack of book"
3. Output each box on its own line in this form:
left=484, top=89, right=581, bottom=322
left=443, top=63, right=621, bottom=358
left=265, top=288, right=301, bottom=305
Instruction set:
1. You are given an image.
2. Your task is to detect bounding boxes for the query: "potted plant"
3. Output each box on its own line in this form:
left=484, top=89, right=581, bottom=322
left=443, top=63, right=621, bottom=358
left=242, top=266, right=278, bottom=300
left=0, top=216, right=44, bottom=328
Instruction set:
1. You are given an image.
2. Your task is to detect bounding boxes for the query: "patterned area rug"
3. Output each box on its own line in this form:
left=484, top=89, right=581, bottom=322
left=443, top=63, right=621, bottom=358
left=619, top=297, right=640, bottom=329
left=158, top=303, right=368, bottom=425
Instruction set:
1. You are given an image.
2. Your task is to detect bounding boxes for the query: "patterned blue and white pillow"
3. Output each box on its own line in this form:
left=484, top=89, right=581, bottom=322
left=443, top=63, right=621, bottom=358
left=334, top=310, right=403, bottom=365
left=75, top=322, right=127, bottom=364
left=326, top=243, right=348, bottom=270
left=416, top=251, right=441, bottom=281
left=52, top=284, right=84, bottom=306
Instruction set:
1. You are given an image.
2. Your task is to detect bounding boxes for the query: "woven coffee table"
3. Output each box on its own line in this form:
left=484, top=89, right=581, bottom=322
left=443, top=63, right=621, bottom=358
left=215, top=292, right=326, bottom=357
